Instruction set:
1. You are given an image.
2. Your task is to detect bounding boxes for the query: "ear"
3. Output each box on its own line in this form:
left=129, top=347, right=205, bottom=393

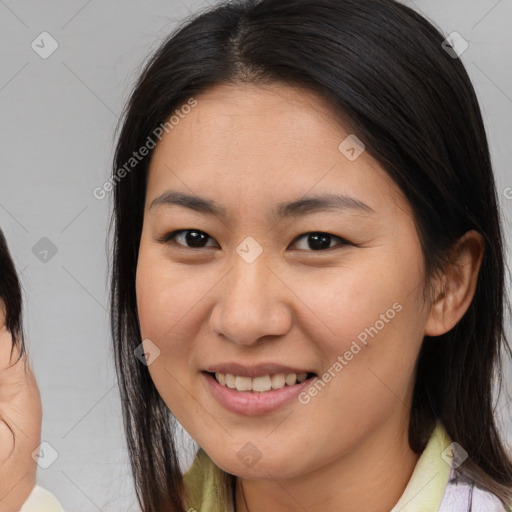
left=424, top=230, right=485, bottom=337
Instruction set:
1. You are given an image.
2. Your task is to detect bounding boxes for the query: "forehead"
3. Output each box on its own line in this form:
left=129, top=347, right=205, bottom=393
left=146, top=82, right=408, bottom=219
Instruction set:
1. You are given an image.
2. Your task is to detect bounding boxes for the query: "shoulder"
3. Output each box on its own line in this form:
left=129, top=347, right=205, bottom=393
left=438, top=470, right=509, bottom=512
left=19, top=485, right=66, bottom=512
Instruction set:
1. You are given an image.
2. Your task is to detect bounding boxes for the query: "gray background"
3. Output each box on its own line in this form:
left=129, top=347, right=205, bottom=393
left=1, top=0, right=511, bottom=510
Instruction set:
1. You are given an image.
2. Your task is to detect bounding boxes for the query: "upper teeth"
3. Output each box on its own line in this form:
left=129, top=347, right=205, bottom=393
left=215, top=372, right=309, bottom=392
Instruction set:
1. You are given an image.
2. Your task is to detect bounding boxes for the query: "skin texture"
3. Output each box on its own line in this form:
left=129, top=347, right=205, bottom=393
left=0, top=301, right=41, bottom=512
left=136, top=82, right=484, bottom=512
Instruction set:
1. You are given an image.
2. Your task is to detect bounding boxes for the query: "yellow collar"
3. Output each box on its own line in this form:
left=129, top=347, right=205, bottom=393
left=183, top=421, right=452, bottom=512
left=390, top=421, right=452, bottom=512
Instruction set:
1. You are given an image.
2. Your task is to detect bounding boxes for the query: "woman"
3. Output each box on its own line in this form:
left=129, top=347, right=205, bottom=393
left=108, top=0, right=512, bottom=511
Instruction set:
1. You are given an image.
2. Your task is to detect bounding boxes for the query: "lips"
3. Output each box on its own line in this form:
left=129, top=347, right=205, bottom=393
left=201, top=362, right=318, bottom=414
left=202, top=370, right=317, bottom=415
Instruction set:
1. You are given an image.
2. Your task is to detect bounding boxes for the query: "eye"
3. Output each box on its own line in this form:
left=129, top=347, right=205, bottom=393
left=158, top=229, right=352, bottom=252
left=290, top=231, right=351, bottom=251
left=157, top=229, right=219, bottom=249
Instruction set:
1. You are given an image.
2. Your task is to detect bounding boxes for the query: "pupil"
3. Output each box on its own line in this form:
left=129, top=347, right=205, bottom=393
left=309, top=232, right=330, bottom=250
left=186, top=230, right=207, bottom=248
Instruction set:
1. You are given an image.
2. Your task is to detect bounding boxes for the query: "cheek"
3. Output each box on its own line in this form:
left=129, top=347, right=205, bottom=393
left=290, top=257, right=411, bottom=346
left=136, top=242, right=205, bottom=342
left=291, top=275, right=423, bottom=456
left=135, top=251, right=191, bottom=418
left=135, top=242, right=215, bottom=407
left=290, top=252, right=425, bottom=400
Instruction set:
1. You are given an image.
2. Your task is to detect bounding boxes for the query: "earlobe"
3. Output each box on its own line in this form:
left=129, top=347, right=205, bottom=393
left=424, top=230, right=484, bottom=337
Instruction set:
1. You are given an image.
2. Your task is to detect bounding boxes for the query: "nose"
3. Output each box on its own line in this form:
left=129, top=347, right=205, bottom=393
left=209, top=252, right=292, bottom=346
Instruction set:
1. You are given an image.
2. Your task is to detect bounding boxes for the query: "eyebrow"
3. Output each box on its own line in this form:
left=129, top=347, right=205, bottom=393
left=149, top=190, right=375, bottom=219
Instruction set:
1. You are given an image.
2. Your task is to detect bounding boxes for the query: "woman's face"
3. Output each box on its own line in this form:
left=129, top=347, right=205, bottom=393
left=136, top=82, right=431, bottom=479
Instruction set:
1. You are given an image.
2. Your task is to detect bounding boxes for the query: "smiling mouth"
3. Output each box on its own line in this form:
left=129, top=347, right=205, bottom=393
left=205, top=371, right=317, bottom=393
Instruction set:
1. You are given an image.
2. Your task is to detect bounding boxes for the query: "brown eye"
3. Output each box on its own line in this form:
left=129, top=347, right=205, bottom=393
left=158, top=229, right=218, bottom=249
left=290, top=232, right=351, bottom=251
left=157, top=229, right=352, bottom=252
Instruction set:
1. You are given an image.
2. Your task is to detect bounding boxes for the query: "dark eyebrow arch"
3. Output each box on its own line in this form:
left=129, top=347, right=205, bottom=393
left=149, top=191, right=374, bottom=219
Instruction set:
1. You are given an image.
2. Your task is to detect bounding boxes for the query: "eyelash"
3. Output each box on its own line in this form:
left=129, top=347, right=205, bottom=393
left=157, top=229, right=354, bottom=252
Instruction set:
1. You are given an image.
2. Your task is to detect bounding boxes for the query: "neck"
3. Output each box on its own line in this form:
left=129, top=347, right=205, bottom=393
left=235, top=414, right=420, bottom=512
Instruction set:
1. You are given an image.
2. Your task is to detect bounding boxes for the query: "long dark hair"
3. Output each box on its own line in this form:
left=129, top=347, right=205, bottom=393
left=109, top=0, right=512, bottom=510
left=0, top=228, right=25, bottom=362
